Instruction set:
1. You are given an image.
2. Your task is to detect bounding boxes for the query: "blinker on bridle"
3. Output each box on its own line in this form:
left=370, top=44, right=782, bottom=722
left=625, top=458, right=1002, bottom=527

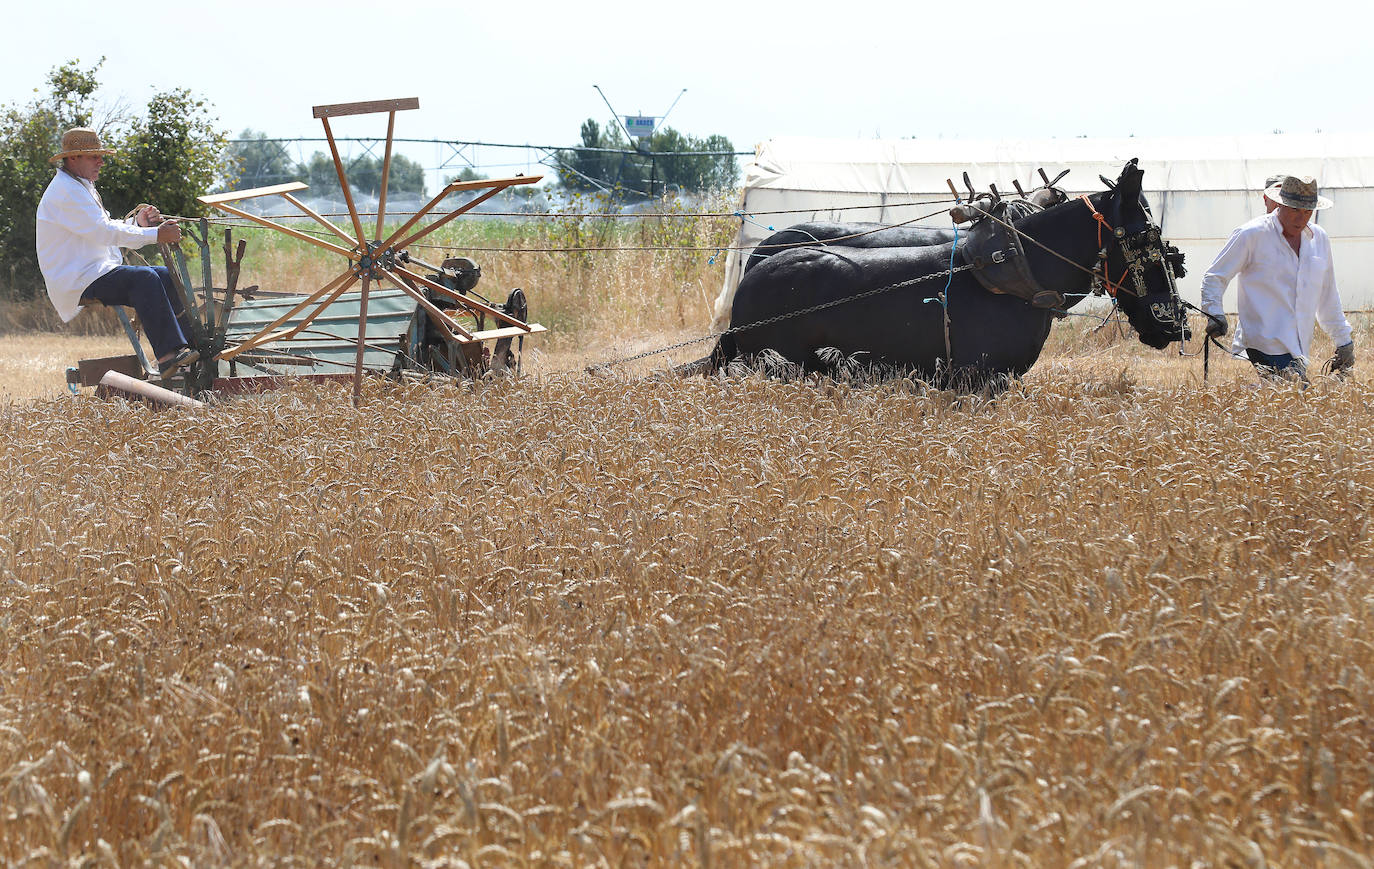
left=1078, top=194, right=1179, bottom=306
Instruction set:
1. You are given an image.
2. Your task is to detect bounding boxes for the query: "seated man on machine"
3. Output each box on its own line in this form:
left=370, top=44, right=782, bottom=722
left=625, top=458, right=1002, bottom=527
left=36, top=127, right=198, bottom=377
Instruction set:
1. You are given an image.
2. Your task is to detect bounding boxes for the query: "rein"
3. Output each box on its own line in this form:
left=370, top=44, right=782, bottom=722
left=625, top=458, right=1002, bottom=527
left=1179, top=299, right=1246, bottom=381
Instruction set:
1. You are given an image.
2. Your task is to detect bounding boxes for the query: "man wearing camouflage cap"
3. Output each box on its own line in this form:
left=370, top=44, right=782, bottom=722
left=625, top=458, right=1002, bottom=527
left=1200, top=175, right=1354, bottom=381
left=35, top=127, right=198, bottom=376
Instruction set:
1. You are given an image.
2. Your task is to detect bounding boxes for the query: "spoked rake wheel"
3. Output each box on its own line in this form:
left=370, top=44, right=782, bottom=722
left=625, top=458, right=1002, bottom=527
left=197, top=97, right=546, bottom=403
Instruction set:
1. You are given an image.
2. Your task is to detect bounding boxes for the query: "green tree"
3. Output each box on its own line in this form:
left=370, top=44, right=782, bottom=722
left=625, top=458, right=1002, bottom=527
left=99, top=88, right=232, bottom=220
left=0, top=59, right=101, bottom=296
left=654, top=131, right=737, bottom=192
left=297, top=151, right=426, bottom=197
left=553, top=118, right=737, bottom=196
left=554, top=119, right=643, bottom=193
left=227, top=129, right=297, bottom=189
left=0, top=59, right=231, bottom=301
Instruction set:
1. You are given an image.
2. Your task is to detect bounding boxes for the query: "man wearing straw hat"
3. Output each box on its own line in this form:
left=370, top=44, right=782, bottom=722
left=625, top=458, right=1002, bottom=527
left=36, top=127, right=199, bottom=376
left=1200, top=175, right=1354, bottom=381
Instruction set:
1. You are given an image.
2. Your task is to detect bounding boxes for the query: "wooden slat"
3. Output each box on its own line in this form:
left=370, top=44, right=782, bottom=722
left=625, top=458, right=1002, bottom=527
left=375, top=111, right=396, bottom=242
left=218, top=270, right=358, bottom=360
left=443, top=175, right=542, bottom=194
left=202, top=200, right=358, bottom=260
left=282, top=193, right=357, bottom=246
left=198, top=182, right=308, bottom=205
left=278, top=278, right=360, bottom=340
left=312, top=97, right=419, bottom=118
left=464, top=323, right=548, bottom=342
left=392, top=187, right=507, bottom=251
left=321, top=116, right=367, bottom=245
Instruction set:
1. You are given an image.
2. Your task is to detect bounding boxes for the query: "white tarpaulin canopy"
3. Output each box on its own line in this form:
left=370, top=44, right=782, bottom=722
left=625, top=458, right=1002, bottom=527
left=712, top=134, right=1374, bottom=330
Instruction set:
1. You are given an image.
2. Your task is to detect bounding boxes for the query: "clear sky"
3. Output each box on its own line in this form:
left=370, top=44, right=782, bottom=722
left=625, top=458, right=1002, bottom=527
left=5, top=0, right=1371, bottom=187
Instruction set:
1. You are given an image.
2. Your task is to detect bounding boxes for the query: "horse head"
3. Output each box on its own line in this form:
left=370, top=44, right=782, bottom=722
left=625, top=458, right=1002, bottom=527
left=1093, top=159, right=1190, bottom=349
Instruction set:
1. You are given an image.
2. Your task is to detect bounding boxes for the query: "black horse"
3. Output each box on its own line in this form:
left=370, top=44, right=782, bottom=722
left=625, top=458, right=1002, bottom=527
left=743, top=222, right=957, bottom=275
left=709, top=160, right=1187, bottom=389
left=738, top=182, right=1069, bottom=277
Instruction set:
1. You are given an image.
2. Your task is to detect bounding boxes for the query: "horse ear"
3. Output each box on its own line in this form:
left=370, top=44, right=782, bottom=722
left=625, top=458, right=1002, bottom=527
left=1114, top=159, right=1143, bottom=201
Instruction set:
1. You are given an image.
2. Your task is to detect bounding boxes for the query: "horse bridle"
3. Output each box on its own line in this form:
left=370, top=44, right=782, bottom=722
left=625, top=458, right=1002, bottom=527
left=1078, top=195, right=1187, bottom=331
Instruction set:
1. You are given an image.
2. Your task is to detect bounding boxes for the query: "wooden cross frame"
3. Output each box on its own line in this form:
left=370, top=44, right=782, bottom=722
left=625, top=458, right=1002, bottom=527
left=197, top=97, right=547, bottom=404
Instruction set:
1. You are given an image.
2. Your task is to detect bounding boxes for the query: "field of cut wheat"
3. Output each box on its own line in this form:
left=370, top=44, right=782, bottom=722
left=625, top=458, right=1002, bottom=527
left=4, top=211, right=1374, bottom=864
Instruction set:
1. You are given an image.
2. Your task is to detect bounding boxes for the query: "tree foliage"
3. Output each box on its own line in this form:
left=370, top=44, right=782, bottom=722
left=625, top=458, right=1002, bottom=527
left=293, top=151, right=427, bottom=198
left=98, top=89, right=230, bottom=220
left=228, top=134, right=428, bottom=199
left=0, top=60, right=100, bottom=296
left=0, top=59, right=231, bottom=300
left=226, top=129, right=296, bottom=188
left=553, top=118, right=737, bottom=196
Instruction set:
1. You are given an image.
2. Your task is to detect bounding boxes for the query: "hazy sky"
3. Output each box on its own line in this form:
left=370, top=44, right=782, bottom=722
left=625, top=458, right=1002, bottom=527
left=5, top=0, right=1371, bottom=186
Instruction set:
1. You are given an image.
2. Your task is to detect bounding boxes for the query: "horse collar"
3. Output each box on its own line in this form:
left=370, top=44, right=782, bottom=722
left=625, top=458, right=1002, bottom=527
left=959, top=200, right=1065, bottom=310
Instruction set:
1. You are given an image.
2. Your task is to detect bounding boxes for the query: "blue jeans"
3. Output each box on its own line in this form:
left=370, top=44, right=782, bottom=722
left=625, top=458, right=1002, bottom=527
left=1245, top=348, right=1308, bottom=382
left=80, top=266, right=189, bottom=359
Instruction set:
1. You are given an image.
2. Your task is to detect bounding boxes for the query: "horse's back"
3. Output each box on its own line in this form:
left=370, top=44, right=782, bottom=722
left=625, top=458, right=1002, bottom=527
left=744, top=221, right=957, bottom=274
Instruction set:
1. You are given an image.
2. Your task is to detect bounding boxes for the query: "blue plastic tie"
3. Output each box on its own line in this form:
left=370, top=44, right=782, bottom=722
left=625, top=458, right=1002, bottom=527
left=733, top=210, right=774, bottom=232
left=924, top=224, right=959, bottom=307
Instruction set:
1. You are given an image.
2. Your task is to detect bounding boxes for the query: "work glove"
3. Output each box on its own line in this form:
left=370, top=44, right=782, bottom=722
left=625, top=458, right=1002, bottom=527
left=1328, top=341, right=1355, bottom=378
left=1204, top=312, right=1228, bottom=339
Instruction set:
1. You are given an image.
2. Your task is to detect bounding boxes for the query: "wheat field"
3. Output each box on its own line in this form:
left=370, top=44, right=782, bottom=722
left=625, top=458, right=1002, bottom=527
left=3, top=220, right=1374, bottom=864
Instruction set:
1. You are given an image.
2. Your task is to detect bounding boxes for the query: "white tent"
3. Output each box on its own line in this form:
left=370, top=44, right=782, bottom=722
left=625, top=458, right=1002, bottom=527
left=712, top=134, right=1374, bottom=330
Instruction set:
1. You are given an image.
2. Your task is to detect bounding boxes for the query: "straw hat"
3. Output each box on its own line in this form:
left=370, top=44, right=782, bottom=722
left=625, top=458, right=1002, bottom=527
left=49, top=127, right=116, bottom=165
left=1264, top=175, right=1333, bottom=210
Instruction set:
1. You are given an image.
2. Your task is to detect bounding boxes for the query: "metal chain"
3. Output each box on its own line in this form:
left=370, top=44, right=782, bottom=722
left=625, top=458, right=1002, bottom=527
left=587, top=262, right=977, bottom=370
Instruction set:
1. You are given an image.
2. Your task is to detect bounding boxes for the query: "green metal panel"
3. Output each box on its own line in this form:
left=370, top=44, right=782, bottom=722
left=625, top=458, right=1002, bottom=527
left=224, top=288, right=417, bottom=373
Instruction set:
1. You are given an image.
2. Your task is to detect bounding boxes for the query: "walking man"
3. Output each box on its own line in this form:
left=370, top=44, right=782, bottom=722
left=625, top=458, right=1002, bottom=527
left=1201, top=175, right=1354, bottom=381
left=1262, top=173, right=1285, bottom=214
left=36, top=127, right=199, bottom=376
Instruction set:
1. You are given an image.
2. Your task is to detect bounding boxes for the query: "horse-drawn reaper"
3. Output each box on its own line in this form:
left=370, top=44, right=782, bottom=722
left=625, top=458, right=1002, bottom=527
left=66, top=97, right=548, bottom=406
left=703, top=159, right=1189, bottom=390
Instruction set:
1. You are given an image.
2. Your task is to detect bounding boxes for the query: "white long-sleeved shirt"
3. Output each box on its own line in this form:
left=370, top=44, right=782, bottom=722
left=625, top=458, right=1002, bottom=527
left=1200, top=211, right=1351, bottom=359
left=35, top=170, right=159, bottom=322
